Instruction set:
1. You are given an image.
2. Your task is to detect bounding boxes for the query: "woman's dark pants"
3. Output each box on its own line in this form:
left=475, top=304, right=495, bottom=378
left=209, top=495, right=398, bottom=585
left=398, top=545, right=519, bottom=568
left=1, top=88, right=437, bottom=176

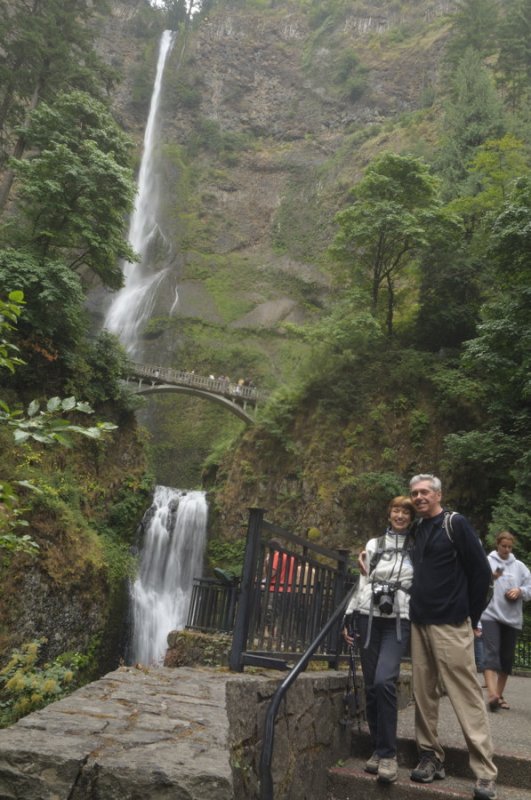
left=356, top=614, right=410, bottom=759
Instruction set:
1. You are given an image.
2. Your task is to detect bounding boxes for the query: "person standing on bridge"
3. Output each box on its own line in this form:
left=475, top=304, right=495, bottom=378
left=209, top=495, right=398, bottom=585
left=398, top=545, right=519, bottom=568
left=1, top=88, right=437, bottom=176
left=343, top=495, right=414, bottom=784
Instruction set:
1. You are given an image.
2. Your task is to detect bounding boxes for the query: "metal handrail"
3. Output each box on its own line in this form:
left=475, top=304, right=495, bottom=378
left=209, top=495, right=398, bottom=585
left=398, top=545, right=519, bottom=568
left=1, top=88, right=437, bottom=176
left=259, top=582, right=358, bottom=800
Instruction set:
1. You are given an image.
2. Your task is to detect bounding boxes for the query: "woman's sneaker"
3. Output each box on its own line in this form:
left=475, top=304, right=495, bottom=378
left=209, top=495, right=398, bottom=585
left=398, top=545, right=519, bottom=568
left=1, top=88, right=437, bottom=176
left=364, top=752, right=380, bottom=774
left=378, top=757, right=398, bottom=783
left=410, top=753, right=445, bottom=783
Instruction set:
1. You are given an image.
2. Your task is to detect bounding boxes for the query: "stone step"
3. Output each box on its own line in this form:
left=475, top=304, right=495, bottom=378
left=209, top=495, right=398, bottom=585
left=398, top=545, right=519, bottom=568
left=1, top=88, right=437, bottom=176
left=327, top=755, right=531, bottom=800
left=349, top=730, right=531, bottom=790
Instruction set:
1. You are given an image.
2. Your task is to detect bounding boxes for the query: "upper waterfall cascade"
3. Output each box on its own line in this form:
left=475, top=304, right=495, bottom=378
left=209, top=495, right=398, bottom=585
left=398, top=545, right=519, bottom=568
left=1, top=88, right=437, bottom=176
left=129, top=486, right=208, bottom=665
left=104, top=30, right=177, bottom=356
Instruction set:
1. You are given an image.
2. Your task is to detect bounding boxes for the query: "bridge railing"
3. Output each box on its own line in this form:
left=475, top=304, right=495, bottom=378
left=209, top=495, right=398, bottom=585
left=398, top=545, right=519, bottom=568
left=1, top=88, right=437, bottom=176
left=130, top=363, right=269, bottom=405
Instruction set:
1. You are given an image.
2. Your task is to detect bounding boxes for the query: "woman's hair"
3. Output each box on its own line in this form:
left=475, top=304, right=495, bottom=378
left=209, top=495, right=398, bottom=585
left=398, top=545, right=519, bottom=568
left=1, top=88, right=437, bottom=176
left=496, top=530, right=515, bottom=546
left=387, top=495, right=415, bottom=519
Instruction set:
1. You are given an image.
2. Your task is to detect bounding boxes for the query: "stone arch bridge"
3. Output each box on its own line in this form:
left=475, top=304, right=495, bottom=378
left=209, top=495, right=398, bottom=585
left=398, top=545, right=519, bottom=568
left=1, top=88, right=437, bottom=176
left=127, top=363, right=269, bottom=424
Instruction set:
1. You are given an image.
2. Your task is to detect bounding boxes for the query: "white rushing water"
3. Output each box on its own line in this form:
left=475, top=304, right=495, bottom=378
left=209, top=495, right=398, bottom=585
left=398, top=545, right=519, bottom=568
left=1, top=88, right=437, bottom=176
left=129, top=486, right=208, bottom=665
left=104, top=30, right=177, bottom=356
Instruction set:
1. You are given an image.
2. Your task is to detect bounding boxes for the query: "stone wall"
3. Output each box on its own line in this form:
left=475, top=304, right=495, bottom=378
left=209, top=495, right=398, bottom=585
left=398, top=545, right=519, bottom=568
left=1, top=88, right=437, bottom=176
left=0, top=659, right=414, bottom=799
left=228, top=670, right=353, bottom=800
left=0, top=665, right=358, bottom=799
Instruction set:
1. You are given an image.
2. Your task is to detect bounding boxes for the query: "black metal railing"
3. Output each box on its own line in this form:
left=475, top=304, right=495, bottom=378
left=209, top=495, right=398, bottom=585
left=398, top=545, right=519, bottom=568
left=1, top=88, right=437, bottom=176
left=187, top=576, right=239, bottom=633
left=186, top=508, right=356, bottom=671
left=259, top=583, right=358, bottom=800
left=228, top=509, right=353, bottom=671
left=515, top=631, right=531, bottom=671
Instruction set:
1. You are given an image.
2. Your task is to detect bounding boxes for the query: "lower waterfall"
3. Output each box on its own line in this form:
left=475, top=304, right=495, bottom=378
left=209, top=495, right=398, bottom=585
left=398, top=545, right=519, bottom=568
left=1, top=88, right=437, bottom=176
left=128, top=486, right=207, bottom=665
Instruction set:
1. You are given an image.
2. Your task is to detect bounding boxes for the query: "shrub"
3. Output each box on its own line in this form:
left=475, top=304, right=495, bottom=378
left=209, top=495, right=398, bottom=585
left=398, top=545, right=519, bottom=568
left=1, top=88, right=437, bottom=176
left=0, top=639, right=88, bottom=727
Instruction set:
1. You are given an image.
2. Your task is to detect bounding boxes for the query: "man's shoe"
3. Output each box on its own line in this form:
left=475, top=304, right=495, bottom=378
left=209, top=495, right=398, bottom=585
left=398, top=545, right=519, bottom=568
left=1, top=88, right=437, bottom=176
left=364, top=751, right=379, bottom=774
left=474, top=778, right=497, bottom=799
left=378, top=757, right=398, bottom=783
left=410, top=753, right=445, bottom=783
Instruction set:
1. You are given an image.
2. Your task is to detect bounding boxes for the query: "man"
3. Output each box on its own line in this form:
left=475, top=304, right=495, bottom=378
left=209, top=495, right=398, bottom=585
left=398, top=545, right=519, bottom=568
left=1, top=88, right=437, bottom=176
left=408, top=474, right=498, bottom=800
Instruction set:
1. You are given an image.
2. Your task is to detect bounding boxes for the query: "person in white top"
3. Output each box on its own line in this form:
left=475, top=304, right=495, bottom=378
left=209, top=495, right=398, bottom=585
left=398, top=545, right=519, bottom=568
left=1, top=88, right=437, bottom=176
left=342, top=495, right=414, bottom=784
left=481, top=530, right=531, bottom=711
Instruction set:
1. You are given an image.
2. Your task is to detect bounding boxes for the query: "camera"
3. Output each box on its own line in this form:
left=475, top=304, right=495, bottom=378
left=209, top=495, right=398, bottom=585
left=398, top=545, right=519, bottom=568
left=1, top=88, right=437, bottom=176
left=372, top=583, right=397, bottom=615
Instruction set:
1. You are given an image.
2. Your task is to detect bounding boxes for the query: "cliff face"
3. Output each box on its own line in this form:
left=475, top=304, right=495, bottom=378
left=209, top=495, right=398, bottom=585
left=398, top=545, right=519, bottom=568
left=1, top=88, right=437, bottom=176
left=100, top=0, right=452, bottom=331
left=91, top=0, right=455, bottom=493
left=88, top=1, right=457, bottom=541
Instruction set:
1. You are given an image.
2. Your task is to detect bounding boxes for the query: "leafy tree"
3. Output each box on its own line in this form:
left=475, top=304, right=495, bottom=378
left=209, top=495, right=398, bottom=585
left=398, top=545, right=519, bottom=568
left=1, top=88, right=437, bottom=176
left=330, top=152, right=443, bottom=336
left=0, top=0, right=114, bottom=207
left=0, top=249, right=85, bottom=363
left=437, top=49, right=504, bottom=196
left=443, top=178, right=531, bottom=545
left=440, top=135, right=528, bottom=284
left=0, top=291, right=117, bottom=554
left=497, top=0, right=531, bottom=109
left=7, top=91, right=136, bottom=289
left=448, top=134, right=529, bottom=224
left=414, top=217, right=481, bottom=351
left=445, top=0, right=500, bottom=64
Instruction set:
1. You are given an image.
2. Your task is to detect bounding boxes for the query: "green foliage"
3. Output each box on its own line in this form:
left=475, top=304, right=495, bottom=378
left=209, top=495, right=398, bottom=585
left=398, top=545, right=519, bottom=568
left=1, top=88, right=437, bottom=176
left=441, top=178, right=531, bottom=538
left=489, top=489, right=531, bottom=550
left=0, top=0, right=113, bottom=167
left=409, top=409, right=430, bottom=449
left=0, top=292, right=118, bottom=556
left=101, top=472, right=155, bottom=542
left=445, top=0, right=500, bottom=65
left=437, top=49, right=504, bottom=195
left=447, top=134, right=529, bottom=229
left=186, top=118, right=253, bottom=163
left=255, top=383, right=305, bottom=448
left=340, top=471, right=406, bottom=524
left=414, top=215, right=481, bottom=351
left=331, top=152, right=443, bottom=336
left=497, top=0, right=531, bottom=110
left=0, top=249, right=85, bottom=358
left=0, top=291, right=24, bottom=373
left=207, top=537, right=246, bottom=576
left=67, top=331, right=135, bottom=409
left=0, top=396, right=117, bottom=448
left=0, top=639, right=87, bottom=727
left=332, top=50, right=369, bottom=101
left=8, top=91, right=136, bottom=288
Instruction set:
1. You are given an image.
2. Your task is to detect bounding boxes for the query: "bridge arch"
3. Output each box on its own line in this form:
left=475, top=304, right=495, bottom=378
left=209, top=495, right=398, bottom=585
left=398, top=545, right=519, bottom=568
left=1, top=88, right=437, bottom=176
left=133, top=383, right=256, bottom=424
left=127, top=364, right=268, bottom=425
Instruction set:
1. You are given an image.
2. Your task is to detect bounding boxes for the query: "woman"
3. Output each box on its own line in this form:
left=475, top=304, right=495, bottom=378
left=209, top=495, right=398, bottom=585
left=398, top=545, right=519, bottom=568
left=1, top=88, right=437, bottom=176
left=481, top=530, right=531, bottom=711
left=343, top=496, right=414, bottom=784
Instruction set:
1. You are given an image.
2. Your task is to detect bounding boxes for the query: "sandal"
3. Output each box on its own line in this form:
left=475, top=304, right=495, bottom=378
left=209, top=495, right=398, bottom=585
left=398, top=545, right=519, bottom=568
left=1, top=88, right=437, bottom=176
left=488, top=697, right=500, bottom=712
left=498, top=697, right=510, bottom=709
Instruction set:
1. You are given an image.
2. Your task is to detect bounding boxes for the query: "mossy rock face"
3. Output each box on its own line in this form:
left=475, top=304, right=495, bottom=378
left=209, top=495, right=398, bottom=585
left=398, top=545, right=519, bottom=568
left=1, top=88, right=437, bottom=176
left=164, top=630, right=232, bottom=668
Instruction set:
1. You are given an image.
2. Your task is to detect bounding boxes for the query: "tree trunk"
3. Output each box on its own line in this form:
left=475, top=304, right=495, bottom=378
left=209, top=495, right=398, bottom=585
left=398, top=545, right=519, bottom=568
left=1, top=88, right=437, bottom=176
left=0, top=81, right=41, bottom=213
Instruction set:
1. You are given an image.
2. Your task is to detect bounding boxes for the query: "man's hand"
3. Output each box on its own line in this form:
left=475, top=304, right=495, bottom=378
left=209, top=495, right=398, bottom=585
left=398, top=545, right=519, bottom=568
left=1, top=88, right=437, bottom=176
left=358, top=550, right=368, bottom=576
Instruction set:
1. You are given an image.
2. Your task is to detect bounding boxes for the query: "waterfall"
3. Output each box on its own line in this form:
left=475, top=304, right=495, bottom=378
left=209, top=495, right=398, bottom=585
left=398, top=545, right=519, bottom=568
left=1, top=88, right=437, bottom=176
left=104, top=29, right=177, bottom=356
left=129, top=486, right=208, bottom=665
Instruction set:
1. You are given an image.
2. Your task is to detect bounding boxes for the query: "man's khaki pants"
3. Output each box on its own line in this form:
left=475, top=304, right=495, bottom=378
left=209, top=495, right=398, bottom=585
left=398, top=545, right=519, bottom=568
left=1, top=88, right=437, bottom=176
left=411, top=621, right=497, bottom=781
